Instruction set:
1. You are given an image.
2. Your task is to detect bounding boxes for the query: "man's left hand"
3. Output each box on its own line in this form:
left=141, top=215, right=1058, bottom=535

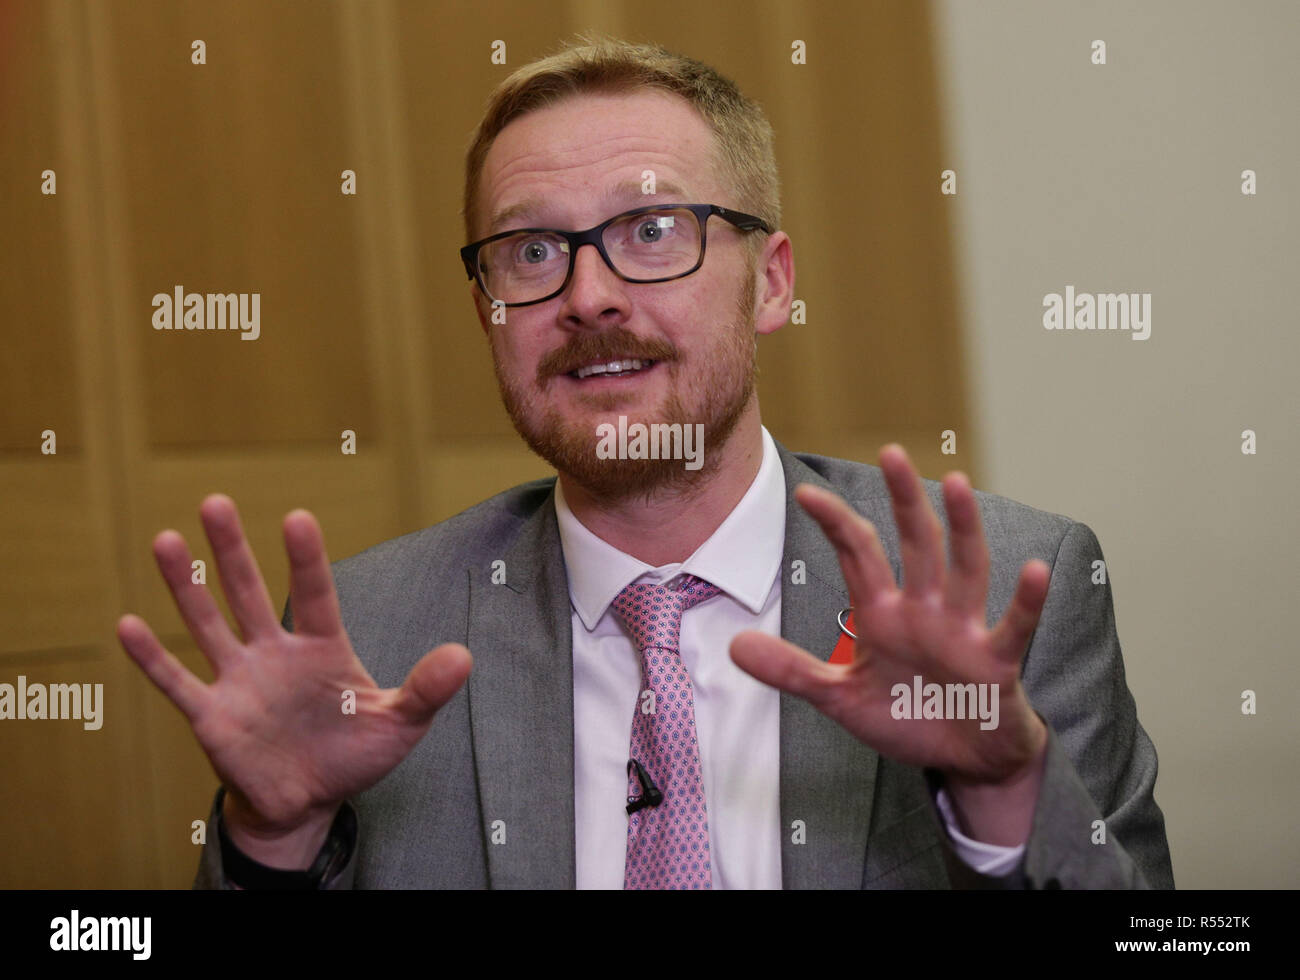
left=730, top=444, right=1050, bottom=845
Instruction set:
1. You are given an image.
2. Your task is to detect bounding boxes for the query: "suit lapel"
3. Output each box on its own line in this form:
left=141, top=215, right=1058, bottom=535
left=776, top=445, right=883, bottom=888
left=461, top=448, right=906, bottom=889
left=466, top=486, right=576, bottom=888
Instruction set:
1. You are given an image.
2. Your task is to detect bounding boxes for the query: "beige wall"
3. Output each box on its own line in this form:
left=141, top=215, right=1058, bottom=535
left=933, top=0, right=1300, bottom=886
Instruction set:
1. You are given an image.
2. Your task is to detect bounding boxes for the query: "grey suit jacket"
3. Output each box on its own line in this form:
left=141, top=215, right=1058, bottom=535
left=196, top=443, right=1174, bottom=889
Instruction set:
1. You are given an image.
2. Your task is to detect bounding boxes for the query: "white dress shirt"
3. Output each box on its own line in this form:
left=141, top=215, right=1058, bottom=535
left=557, top=425, right=1022, bottom=888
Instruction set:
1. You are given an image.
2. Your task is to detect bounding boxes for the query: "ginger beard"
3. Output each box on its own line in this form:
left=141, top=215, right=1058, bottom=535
left=491, top=265, right=758, bottom=502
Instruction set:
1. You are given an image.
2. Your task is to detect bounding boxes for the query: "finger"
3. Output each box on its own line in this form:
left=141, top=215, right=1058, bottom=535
left=392, top=643, right=473, bottom=727
left=879, top=444, right=946, bottom=597
left=199, top=494, right=281, bottom=642
left=151, top=528, right=243, bottom=669
left=729, top=630, right=841, bottom=711
left=117, top=613, right=210, bottom=721
left=988, top=560, right=1052, bottom=665
left=794, top=483, right=895, bottom=605
left=284, top=509, right=343, bottom=637
left=941, top=473, right=990, bottom=615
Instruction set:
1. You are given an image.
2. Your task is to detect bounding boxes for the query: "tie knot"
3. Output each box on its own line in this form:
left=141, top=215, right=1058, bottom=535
left=610, top=574, right=721, bottom=653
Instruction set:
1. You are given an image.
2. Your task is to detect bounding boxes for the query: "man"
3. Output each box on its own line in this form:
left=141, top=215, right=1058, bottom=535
left=117, top=38, right=1173, bottom=889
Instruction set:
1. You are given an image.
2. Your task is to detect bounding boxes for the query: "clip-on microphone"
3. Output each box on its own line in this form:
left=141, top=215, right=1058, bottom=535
left=626, top=759, right=663, bottom=814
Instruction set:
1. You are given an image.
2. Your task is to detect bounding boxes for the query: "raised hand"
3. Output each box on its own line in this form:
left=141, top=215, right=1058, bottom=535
left=730, top=445, right=1051, bottom=842
left=117, top=495, right=471, bottom=865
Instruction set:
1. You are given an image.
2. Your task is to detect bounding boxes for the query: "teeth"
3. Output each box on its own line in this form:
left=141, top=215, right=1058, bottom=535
left=574, top=359, right=651, bottom=379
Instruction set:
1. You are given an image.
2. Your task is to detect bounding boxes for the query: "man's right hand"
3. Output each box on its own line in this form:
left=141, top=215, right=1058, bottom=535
left=116, top=494, right=472, bottom=870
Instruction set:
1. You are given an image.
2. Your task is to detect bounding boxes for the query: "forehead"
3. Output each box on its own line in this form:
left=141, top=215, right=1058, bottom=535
left=479, top=89, right=723, bottom=234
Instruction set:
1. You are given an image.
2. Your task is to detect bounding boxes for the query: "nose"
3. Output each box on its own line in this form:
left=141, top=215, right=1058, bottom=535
left=556, top=240, right=630, bottom=328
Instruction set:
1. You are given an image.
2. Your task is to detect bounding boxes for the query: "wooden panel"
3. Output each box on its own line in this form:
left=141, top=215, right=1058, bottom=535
left=133, top=453, right=405, bottom=635
left=425, top=444, right=558, bottom=524
left=803, top=427, right=974, bottom=485
left=0, top=463, right=118, bottom=653
left=0, top=2, right=81, bottom=452
left=0, top=654, right=155, bottom=887
left=106, top=0, right=376, bottom=448
left=0, top=0, right=970, bottom=888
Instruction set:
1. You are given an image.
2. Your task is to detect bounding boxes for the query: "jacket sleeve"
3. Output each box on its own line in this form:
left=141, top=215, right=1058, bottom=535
left=192, top=788, right=360, bottom=890
left=933, top=520, right=1175, bottom=889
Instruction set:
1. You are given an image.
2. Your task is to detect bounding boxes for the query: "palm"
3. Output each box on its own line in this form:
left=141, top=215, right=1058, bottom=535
left=732, top=445, right=1050, bottom=784
left=118, top=495, right=471, bottom=831
left=829, top=592, right=1037, bottom=778
left=191, top=632, right=416, bottom=826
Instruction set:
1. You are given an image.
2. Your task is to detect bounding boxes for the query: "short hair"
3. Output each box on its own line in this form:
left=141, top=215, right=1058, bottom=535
left=462, top=35, right=781, bottom=262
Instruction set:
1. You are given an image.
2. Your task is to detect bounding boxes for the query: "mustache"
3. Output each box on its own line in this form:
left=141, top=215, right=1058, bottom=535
left=537, top=326, right=678, bottom=382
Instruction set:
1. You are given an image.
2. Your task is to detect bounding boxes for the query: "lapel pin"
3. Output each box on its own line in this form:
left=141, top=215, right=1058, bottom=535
left=837, top=607, right=857, bottom=640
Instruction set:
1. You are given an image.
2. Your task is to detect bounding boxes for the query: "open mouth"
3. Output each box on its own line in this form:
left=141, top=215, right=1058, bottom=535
left=567, top=358, right=658, bottom=380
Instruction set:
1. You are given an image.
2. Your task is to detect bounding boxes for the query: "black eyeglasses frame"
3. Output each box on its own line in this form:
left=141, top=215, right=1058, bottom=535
left=459, top=203, right=773, bottom=308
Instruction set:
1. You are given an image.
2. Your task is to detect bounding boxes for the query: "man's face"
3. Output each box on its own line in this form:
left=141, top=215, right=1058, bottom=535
left=473, top=90, right=762, bottom=501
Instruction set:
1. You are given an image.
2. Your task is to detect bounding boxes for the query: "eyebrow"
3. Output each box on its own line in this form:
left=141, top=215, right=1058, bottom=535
left=486, top=179, right=694, bottom=234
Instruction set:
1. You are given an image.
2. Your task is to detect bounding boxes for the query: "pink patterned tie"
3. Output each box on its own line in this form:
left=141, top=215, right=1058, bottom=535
left=611, top=574, right=721, bottom=890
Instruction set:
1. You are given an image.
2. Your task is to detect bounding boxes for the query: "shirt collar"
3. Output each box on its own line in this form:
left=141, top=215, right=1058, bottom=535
left=554, top=426, right=786, bottom=631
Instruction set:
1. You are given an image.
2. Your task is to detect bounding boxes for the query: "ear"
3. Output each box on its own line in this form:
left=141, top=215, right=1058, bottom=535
left=753, top=231, right=795, bottom=337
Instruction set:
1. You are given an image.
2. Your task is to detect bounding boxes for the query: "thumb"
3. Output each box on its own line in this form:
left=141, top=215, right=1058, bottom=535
left=393, top=643, right=473, bottom=725
left=729, top=630, right=840, bottom=709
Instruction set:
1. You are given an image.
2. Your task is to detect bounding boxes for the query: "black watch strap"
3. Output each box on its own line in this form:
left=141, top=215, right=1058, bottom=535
left=216, top=787, right=356, bottom=890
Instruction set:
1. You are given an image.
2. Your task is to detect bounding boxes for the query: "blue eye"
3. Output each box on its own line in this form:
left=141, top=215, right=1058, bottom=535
left=632, top=215, right=678, bottom=244
left=520, top=239, right=554, bottom=263
left=637, top=219, right=663, bottom=242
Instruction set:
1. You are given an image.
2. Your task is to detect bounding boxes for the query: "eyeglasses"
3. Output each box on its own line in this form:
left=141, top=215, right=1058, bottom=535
left=459, top=203, right=772, bottom=308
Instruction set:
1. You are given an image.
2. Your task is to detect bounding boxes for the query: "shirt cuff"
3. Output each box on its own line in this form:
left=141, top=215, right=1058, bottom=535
left=933, top=786, right=1025, bottom=877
